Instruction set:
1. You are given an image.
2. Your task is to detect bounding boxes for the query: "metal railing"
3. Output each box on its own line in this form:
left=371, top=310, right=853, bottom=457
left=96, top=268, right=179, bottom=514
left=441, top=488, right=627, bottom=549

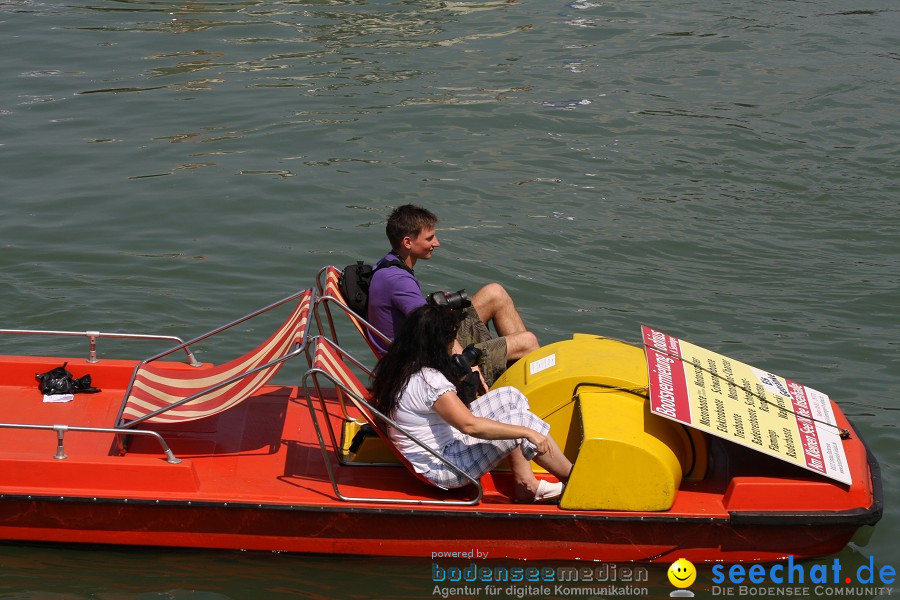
left=0, top=422, right=181, bottom=464
left=0, top=329, right=201, bottom=366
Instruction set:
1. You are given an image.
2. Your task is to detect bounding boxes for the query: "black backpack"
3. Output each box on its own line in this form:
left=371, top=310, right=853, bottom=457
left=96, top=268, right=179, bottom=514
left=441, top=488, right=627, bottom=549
left=338, top=259, right=410, bottom=317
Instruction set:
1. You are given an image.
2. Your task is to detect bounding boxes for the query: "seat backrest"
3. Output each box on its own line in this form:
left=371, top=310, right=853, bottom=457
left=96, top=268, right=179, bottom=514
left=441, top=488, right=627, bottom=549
left=119, top=289, right=313, bottom=427
left=308, top=337, right=481, bottom=499
left=311, top=331, right=371, bottom=420
left=314, top=266, right=392, bottom=359
left=311, top=337, right=418, bottom=471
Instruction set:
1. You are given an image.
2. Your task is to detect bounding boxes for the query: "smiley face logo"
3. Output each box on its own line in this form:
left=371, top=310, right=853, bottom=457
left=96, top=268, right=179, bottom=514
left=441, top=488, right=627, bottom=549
left=667, top=558, right=696, bottom=589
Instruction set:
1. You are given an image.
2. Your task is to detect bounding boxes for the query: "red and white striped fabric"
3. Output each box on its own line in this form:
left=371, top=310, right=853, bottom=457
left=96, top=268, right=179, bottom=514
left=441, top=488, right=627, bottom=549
left=120, top=289, right=312, bottom=426
left=322, top=266, right=342, bottom=295
left=313, top=335, right=371, bottom=403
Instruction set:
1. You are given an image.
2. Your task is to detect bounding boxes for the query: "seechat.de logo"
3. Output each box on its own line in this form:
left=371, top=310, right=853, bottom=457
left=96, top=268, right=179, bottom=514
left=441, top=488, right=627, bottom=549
left=710, top=554, right=896, bottom=597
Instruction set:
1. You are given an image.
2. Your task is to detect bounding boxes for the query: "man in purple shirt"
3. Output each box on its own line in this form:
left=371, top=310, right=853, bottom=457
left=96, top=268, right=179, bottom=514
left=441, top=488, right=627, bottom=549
left=367, top=205, right=539, bottom=386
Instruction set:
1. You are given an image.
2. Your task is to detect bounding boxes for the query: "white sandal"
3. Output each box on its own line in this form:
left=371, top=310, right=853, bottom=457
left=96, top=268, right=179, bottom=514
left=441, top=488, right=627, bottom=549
left=532, top=480, right=564, bottom=503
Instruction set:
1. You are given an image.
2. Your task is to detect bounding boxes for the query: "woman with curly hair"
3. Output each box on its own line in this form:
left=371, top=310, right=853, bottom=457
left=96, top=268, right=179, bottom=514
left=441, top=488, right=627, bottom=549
left=371, top=303, right=571, bottom=502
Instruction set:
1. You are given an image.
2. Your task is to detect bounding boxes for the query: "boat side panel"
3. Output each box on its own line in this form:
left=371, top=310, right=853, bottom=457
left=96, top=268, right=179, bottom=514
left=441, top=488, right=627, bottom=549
left=0, top=457, right=200, bottom=493
left=0, top=497, right=859, bottom=563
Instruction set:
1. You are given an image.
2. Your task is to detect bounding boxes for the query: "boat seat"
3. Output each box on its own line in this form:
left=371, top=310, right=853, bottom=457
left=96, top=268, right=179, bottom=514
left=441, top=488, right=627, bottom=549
left=313, top=266, right=393, bottom=361
left=116, top=288, right=314, bottom=429
left=340, top=419, right=399, bottom=464
left=301, top=336, right=482, bottom=505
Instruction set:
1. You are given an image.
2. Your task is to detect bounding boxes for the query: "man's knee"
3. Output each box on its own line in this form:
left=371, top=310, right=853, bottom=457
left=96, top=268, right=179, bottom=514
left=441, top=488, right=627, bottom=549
left=478, top=282, right=509, bottom=301
left=473, top=283, right=511, bottom=315
left=505, top=331, right=539, bottom=360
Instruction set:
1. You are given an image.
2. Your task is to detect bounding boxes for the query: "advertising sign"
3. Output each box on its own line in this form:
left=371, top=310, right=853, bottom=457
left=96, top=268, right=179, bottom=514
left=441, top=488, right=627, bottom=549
left=642, top=325, right=851, bottom=485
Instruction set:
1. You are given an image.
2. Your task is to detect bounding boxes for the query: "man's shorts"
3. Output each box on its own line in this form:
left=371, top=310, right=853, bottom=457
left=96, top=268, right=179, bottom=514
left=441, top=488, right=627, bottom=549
left=456, top=307, right=507, bottom=388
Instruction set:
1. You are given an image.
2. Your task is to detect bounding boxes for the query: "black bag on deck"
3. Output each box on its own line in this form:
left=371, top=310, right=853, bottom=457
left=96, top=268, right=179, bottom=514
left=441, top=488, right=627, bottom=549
left=36, top=362, right=101, bottom=395
left=338, top=259, right=410, bottom=318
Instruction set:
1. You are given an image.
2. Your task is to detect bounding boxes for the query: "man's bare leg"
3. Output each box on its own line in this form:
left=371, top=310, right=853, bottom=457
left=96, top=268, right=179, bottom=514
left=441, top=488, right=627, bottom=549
left=471, top=283, right=539, bottom=360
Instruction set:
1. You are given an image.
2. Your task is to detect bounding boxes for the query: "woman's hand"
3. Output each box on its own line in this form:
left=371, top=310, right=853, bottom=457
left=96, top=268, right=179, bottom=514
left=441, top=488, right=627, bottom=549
left=474, top=365, right=488, bottom=395
left=525, top=431, right=552, bottom=457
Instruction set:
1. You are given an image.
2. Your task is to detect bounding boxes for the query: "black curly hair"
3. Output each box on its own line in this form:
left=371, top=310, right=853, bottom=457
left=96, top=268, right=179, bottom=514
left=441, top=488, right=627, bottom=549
left=370, top=303, right=461, bottom=416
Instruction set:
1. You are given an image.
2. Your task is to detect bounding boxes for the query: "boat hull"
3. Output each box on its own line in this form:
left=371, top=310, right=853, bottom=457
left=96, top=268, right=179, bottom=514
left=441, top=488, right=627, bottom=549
left=0, top=494, right=869, bottom=562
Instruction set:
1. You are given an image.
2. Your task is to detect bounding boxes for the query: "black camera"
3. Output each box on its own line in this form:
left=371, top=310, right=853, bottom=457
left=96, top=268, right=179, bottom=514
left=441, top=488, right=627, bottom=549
left=426, top=289, right=471, bottom=312
left=450, top=344, right=483, bottom=378
left=450, top=344, right=483, bottom=405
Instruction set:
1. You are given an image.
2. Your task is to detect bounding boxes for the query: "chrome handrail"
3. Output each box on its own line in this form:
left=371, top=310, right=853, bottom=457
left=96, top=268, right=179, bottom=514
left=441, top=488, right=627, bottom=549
left=0, top=329, right=200, bottom=366
left=0, top=422, right=181, bottom=464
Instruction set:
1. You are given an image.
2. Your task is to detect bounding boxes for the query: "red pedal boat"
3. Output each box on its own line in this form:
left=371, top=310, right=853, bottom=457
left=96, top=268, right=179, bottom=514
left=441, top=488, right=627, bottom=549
left=0, top=274, right=882, bottom=563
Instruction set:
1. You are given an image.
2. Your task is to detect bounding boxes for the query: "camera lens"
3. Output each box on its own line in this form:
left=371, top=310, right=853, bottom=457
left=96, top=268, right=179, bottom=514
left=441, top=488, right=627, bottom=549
left=427, top=289, right=471, bottom=311
left=451, top=343, right=483, bottom=378
left=460, top=344, right=483, bottom=367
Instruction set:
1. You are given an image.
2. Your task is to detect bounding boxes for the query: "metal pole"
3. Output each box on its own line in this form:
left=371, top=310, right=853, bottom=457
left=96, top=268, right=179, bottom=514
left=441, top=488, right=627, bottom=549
left=53, top=425, right=68, bottom=459
left=87, top=332, right=99, bottom=363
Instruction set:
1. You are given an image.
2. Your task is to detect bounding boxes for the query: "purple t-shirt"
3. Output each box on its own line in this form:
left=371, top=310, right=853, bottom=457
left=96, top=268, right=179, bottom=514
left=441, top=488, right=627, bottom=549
left=366, top=252, right=425, bottom=355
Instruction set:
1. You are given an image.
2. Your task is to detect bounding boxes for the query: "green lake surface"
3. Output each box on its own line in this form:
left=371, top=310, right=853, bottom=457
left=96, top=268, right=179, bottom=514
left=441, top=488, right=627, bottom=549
left=1, top=0, right=897, bottom=598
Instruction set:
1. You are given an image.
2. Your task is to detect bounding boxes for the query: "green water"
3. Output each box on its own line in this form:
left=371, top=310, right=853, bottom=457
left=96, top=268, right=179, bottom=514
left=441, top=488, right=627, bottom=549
left=1, top=0, right=897, bottom=598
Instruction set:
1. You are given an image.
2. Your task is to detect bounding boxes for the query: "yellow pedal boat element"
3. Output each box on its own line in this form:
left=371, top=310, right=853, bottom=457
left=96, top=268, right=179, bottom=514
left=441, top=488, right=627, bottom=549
left=494, top=334, right=708, bottom=511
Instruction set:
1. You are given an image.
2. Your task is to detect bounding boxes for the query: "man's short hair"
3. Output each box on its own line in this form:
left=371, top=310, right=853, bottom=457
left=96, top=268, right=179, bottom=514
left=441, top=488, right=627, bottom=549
left=386, top=204, right=438, bottom=250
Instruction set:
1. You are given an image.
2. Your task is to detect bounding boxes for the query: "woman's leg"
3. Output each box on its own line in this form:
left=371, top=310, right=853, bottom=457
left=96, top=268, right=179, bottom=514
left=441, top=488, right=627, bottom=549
left=508, top=447, right=541, bottom=501
left=532, top=435, right=573, bottom=483
left=469, top=387, right=565, bottom=468
left=468, top=387, right=573, bottom=499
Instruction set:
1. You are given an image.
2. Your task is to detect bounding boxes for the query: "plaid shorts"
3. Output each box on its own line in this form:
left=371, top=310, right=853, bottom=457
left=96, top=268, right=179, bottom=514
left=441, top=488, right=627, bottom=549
left=423, top=386, right=550, bottom=489
left=456, top=307, right=508, bottom=388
